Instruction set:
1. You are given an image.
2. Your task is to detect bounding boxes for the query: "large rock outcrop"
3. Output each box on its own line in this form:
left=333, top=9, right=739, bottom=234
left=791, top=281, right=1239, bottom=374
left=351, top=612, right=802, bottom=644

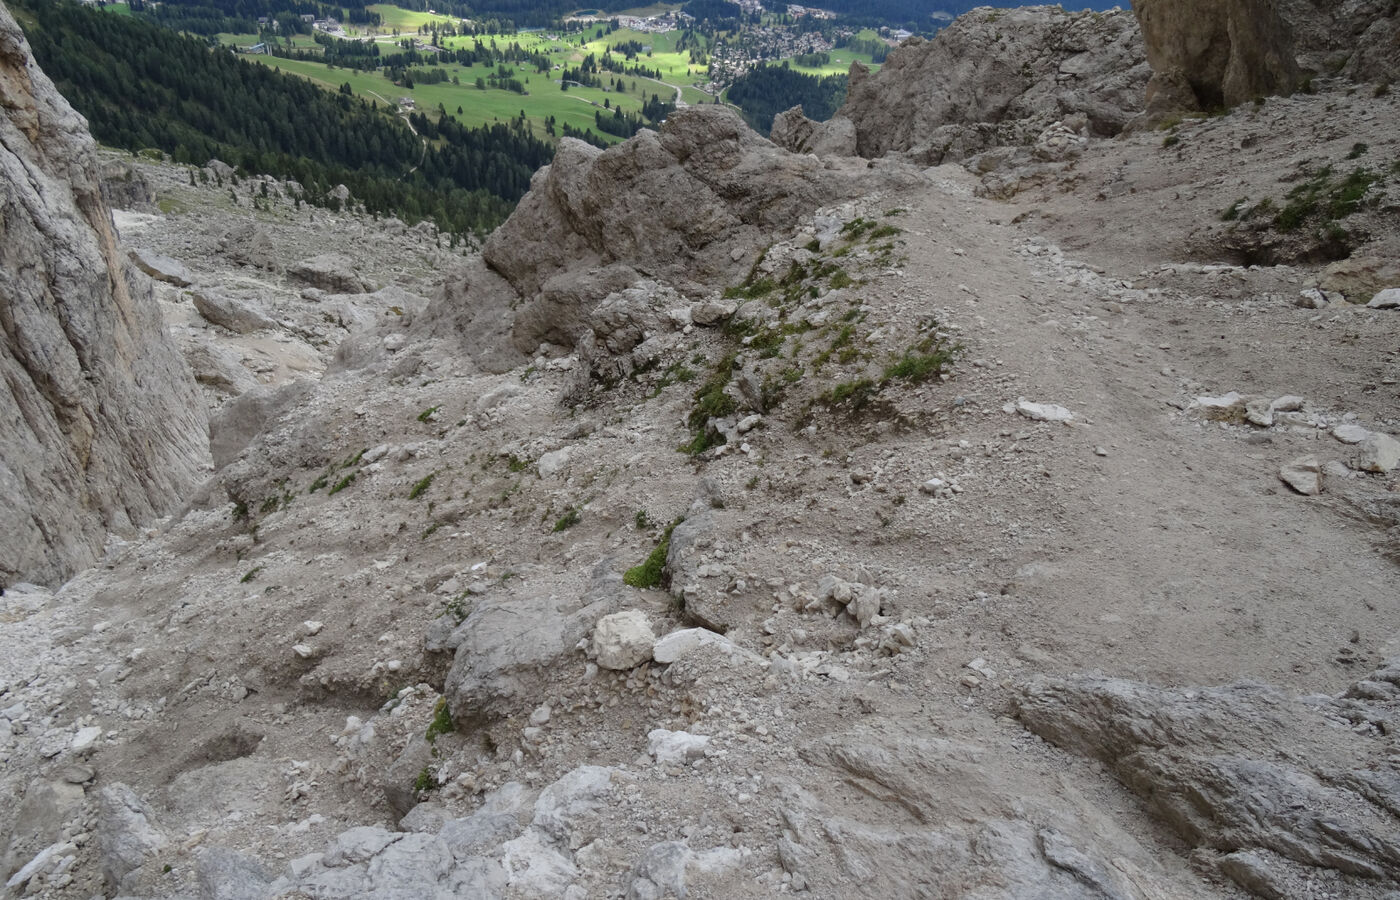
left=1130, top=0, right=1302, bottom=115
left=1278, top=0, right=1400, bottom=82
left=0, top=1, right=209, bottom=587
left=1016, top=664, right=1400, bottom=897
left=452, top=105, right=917, bottom=358
left=833, top=6, right=1149, bottom=164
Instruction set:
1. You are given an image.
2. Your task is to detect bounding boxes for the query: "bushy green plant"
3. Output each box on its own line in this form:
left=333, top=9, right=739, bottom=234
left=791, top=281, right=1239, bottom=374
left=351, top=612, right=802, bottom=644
left=624, top=518, right=682, bottom=588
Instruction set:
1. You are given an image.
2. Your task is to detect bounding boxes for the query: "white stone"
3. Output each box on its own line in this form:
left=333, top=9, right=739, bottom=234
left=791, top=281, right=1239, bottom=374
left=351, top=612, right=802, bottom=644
left=537, top=448, right=572, bottom=478
left=1013, top=399, right=1074, bottom=422
left=1244, top=399, right=1273, bottom=427
left=1355, top=432, right=1400, bottom=473
left=529, top=704, right=551, bottom=726
left=1332, top=424, right=1371, bottom=444
left=647, top=729, right=710, bottom=765
left=1270, top=395, right=1304, bottom=412
left=736, top=414, right=762, bottom=434
left=690, top=298, right=737, bottom=326
left=292, top=644, right=316, bottom=659
left=591, top=611, right=655, bottom=670
left=71, top=726, right=103, bottom=753
left=651, top=628, right=735, bottom=664
left=1367, top=288, right=1400, bottom=309
left=967, top=657, right=998, bottom=678
left=1192, top=392, right=1245, bottom=421
left=303, top=620, right=324, bottom=636
left=1279, top=456, right=1323, bottom=496
left=1296, top=288, right=1328, bottom=308
left=6, top=841, right=70, bottom=890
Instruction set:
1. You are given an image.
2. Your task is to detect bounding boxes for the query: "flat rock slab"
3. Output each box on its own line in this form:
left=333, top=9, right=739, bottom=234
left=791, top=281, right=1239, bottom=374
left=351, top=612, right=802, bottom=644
left=1367, top=288, right=1400, bottom=309
left=128, top=249, right=193, bottom=286
left=1279, top=455, right=1323, bottom=496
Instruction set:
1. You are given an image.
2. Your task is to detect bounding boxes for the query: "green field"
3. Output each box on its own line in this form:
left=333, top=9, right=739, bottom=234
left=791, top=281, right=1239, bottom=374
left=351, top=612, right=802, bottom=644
left=186, top=6, right=882, bottom=145
left=256, top=54, right=663, bottom=140
left=609, top=2, right=684, bottom=16
left=366, top=3, right=459, bottom=31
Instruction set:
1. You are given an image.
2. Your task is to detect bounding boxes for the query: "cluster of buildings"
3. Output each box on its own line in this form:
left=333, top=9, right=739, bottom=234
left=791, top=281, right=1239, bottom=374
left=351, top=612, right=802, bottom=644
left=702, top=26, right=838, bottom=87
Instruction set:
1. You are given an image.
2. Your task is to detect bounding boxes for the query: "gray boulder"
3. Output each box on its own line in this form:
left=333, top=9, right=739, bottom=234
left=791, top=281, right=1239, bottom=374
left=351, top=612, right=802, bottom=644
left=208, top=379, right=315, bottom=470
left=443, top=561, right=622, bottom=727
left=99, top=159, right=155, bottom=210
left=97, top=784, right=168, bottom=891
left=185, top=339, right=259, bottom=397
left=0, top=4, right=209, bottom=587
left=128, top=248, right=194, bottom=287
left=289, top=253, right=369, bottom=294
left=196, top=847, right=273, bottom=900
left=191, top=289, right=277, bottom=334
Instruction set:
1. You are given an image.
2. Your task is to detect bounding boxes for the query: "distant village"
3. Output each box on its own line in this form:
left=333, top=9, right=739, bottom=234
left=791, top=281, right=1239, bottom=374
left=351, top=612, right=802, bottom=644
left=238, top=2, right=905, bottom=97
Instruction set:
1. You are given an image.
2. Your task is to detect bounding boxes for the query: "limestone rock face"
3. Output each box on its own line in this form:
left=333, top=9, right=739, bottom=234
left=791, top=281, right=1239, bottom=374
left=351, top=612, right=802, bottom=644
left=836, top=7, right=1149, bottom=164
left=1130, top=0, right=1302, bottom=114
left=1277, top=0, right=1400, bottom=82
left=1015, top=668, right=1400, bottom=894
left=0, top=3, right=209, bottom=587
left=474, top=105, right=915, bottom=355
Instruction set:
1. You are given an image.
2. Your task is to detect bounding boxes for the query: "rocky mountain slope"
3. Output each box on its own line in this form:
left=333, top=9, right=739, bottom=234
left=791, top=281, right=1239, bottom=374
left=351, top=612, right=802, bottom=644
left=0, top=2, right=208, bottom=588
left=2, top=2, right=1399, bottom=899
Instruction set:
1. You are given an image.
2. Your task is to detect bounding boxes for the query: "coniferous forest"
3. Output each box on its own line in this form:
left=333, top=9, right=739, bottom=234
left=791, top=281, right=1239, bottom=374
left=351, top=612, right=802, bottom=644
left=725, top=63, right=848, bottom=135
left=15, top=0, right=556, bottom=235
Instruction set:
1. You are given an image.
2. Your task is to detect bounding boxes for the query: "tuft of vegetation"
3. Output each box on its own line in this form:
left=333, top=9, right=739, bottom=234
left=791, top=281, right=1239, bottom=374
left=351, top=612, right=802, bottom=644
left=683, top=353, right=739, bottom=455
left=239, top=566, right=264, bottom=584
left=819, top=377, right=878, bottom=409
left=883, top=334, right=958, bottom=384
left=409, top=472, right=436, bottom=500
left=552, top=507, right=581, bottom=532
left=1347, top=142, right=1369, bottom=160
left=328, top=472, right=356, bottom=495
left=417, top=406, right=440, bottom=423
left=231, top=499, right=249, bottom=521
left=624, top=518, right=682, bottom=589
left=425, top=698, right=454, bottom=743
left=1274, top=165, right=1380, bottom=232
left=506, top=455, right=530, bottom=473
left=308, top=474, right=329, bottom=493
left=722, top=277, right=776, bottom=300
left=1220, top=198, right=1249, bottom=221
left=635, top=510, right=651, bottom=530
left=413, top=767, right=435, bottom=794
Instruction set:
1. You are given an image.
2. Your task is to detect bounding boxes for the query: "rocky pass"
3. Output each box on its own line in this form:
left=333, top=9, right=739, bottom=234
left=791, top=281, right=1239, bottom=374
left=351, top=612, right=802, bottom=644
left=2, top=0, right=1399, bottom=897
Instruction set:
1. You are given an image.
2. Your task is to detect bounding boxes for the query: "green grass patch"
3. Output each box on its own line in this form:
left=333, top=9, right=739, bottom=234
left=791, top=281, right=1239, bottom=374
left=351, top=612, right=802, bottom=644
left=552, top=507, right=581, bottom=532
left=425, top=697, right=454, bottom=743
left=624, top=517, right=682, bottom=588
left=329, top=472, right=356, bottom=495
left=409, top=472, right=435, bottom=500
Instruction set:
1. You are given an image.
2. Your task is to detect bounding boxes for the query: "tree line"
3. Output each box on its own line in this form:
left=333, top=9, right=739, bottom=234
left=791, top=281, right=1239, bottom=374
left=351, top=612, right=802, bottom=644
left=16, top=0, right=555, bottom=235
left=725, top=63, right=847, bottom=135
